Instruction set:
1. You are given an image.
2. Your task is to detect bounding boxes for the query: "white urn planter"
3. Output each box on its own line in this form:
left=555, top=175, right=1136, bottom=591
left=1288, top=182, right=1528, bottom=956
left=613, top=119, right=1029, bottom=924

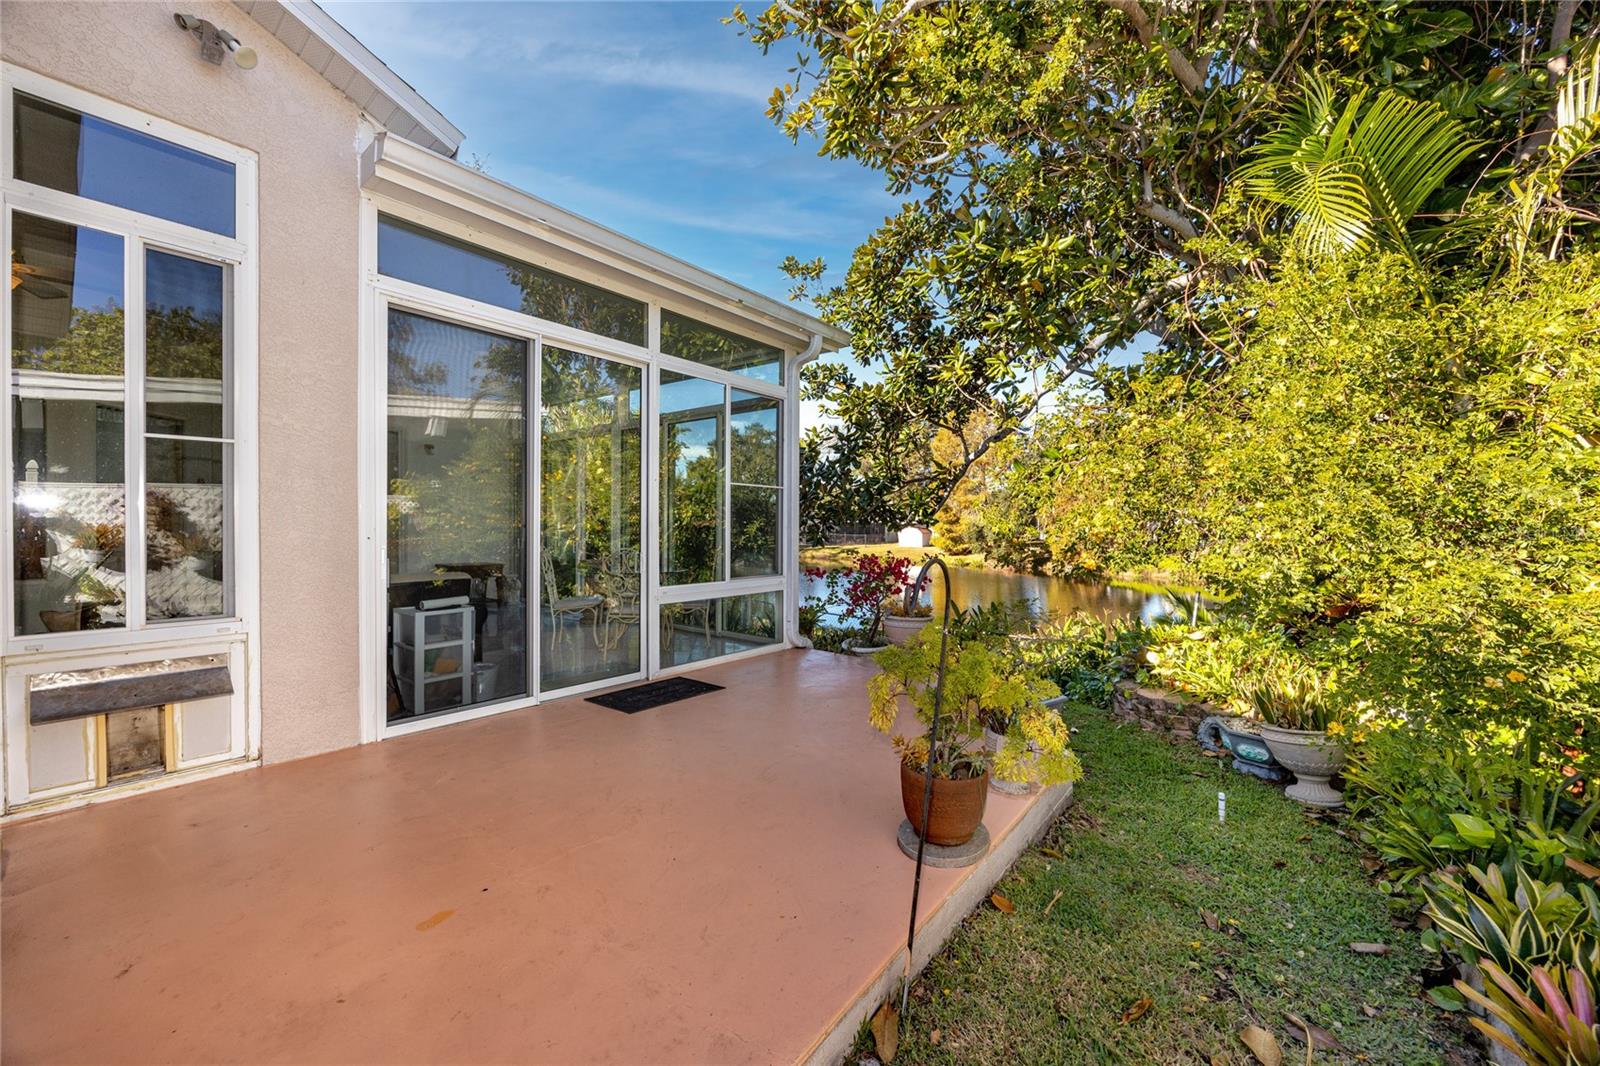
left=1258, top=724, right=1346, bottom=807
left=882, top=614, right=933, bottom=646
left=983, top=725, right=1039, bottom=796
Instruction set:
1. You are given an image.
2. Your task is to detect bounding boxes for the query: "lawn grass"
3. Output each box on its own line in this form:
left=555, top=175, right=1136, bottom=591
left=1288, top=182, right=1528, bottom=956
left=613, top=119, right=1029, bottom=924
left=799, top=543, right=989, bottom=570
left=853, top=704, right=1476, bottom=1065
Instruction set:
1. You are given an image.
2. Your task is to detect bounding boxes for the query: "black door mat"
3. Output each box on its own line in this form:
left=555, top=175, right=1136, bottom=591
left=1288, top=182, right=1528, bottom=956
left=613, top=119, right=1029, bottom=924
left=586, top=677, right=725, bottom=713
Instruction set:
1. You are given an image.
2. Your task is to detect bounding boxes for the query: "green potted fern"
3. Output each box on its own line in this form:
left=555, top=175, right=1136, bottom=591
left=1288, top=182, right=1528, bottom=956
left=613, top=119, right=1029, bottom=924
left=868, top=629, right=1082, bottom=845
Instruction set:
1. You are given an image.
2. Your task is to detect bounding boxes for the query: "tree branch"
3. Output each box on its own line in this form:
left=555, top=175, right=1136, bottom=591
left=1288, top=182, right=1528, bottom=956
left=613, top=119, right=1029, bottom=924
left=1104, top=0, right=1206, bottom=96
left=1517, top=0, right=1579, bottom=160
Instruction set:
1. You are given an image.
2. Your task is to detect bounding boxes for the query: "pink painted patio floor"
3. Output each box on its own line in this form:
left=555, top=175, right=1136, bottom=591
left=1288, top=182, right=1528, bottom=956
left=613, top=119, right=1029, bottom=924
left=1, top=649, right=1049, bottom=1064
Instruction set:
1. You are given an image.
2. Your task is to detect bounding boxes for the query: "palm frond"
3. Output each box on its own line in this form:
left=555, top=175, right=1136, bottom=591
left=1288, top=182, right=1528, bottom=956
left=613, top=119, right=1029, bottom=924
left=1240, top=76, right=1479, bottom=263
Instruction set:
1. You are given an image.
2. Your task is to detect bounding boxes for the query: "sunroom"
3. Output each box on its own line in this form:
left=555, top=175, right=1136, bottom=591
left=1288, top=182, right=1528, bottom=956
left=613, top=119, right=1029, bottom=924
left=358, top=135, right=848, bottom=738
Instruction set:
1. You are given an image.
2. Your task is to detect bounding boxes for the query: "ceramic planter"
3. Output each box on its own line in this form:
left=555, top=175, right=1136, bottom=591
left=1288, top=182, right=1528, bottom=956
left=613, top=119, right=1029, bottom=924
left=899, top=762, right=990, bottom=846
left=1259, top=724, right=1346, bottom=807
left=882, top=614, right=933, bottom=646
left=1197, top=715, right=1289, bottom=783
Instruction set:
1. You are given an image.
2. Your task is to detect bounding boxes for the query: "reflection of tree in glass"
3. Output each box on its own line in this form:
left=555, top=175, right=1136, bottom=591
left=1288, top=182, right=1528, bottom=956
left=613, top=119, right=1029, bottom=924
left=12, top=304, right=124, bottom=374
left=661, top=311, right=781, bottom=376
left=388, top=337, right=526, bottom=570
left=385, top=313, right=449, bottom=394
left=508, top=265, right=645, bottom=348
left=12, top=305, right=232, bottom=378
left=540, top=348, right=642, bottom=594
left=661, top=418, right=722, bottom=584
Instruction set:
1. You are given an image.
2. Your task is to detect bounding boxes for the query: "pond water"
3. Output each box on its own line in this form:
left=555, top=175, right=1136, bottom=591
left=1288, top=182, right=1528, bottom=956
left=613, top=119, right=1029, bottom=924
left=800, top=564, right=1182, bottom=627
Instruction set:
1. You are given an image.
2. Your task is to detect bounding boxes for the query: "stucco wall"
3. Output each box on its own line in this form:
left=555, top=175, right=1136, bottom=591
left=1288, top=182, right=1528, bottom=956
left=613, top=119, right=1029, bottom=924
left=3, top=0, right=365, bottom=762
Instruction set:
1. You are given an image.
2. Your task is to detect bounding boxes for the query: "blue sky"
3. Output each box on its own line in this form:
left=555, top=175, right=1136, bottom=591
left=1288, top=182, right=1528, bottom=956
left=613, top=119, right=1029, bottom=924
left=323, top=2, right=1145, bottom=425
left=324, top=1, right=897, bottom=305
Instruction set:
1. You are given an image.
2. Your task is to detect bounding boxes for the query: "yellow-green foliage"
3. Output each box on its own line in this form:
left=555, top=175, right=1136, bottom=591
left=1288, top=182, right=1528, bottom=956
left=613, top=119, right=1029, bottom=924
left=868, top=627, right=1080, bottom=787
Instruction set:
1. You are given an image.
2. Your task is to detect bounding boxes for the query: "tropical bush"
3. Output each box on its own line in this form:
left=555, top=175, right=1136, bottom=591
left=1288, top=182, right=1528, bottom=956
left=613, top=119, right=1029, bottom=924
left=1018, top=613, right=1140, bottom=709
left=868, top=628, right=1080, bottom=788
left=1134, top=619, right=1288, bottom=706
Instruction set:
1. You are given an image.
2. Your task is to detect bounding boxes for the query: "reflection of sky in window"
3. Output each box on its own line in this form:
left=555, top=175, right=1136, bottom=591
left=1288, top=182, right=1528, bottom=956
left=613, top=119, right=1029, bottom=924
left=69, top=110, right=234, bottom=237
left=61, top=227, right=123, bottom=317
left=661, top=373, right=723, bottom=478
left=660, top=372, right=722, bottom=415
left=668, top=419, right=716, bottom=478
left=146, top=250, right=223, bottom=320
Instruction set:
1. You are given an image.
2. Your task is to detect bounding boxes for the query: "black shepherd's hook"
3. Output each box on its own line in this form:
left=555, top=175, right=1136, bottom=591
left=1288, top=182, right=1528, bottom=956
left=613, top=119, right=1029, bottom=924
left=900, top=555, right=956, bottom=1018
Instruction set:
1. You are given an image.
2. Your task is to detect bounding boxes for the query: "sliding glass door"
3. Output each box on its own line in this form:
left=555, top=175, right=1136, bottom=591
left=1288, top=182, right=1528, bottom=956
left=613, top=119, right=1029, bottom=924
left=385, top=309, right=528, bottom=722
left=538, top=347, right=643, bottom=691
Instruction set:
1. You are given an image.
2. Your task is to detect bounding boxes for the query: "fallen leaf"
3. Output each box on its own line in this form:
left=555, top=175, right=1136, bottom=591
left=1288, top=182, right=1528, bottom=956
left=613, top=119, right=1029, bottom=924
left=990, top=893, right=1015, bottom=914
left=1044, top=888, right=1065, bottom=916
left=1349, top=942, right=1392, bottom=955
left=871, top=1001, right=899, bottom=1063
left=1239, top=1024, right=1283, bottom=1066
left=1039, top=846, right=1064, bottom=860
left=415, top=910, right=454, bottom=932
left=1272, top=859, right=1287, bottom=869
left=1120, top=997, right=1153, bottom=1024
left=929, top=1028, right=941, bottom=1046
left=1360, top=856, right=1384, bottom=873
left=1362, top=1005, right=1379, bottom=1019
left=1201, top=908, right=1222, bottom=932
left=1285, top=1012, right=1346, bottom=1052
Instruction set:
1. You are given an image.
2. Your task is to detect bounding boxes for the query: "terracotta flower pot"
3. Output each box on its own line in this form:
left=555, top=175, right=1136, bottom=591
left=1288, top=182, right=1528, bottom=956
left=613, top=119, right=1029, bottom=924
left=1259, top=724, right=1346, bottom=808
left=882, top=614, right=933, bottom=646
left=900, top=761, right=989, bottom=846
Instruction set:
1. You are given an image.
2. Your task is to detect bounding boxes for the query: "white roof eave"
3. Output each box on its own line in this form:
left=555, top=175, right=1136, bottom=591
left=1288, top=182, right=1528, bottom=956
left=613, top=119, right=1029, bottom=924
left=235, top=0, right=465, bottom=157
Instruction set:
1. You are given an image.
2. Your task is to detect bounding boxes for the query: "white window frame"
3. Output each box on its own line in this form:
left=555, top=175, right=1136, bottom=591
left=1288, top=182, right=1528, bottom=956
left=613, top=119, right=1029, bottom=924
left=0, top=67, right=261, bottom=814
left=0, top=67, right=260, bottom=660
left=358, top=195, right=797, bottom=741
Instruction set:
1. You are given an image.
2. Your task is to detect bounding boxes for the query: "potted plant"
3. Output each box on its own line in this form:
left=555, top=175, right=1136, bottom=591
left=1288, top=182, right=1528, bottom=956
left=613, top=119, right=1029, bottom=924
left=869, top=629, right=1082, bottom=845
left=806, top=553, right=914, bottom=653
left=1235, top=662, right=1346, bottom=807
left=881, top=591, right=934, bottom=645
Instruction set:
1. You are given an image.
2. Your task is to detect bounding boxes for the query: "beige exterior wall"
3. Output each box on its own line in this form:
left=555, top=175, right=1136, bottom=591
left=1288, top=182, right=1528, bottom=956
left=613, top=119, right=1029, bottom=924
left=3, top=0, right=366, bottom=762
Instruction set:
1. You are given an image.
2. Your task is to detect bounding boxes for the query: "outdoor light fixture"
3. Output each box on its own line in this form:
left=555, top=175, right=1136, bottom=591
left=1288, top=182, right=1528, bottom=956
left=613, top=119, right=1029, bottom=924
left=173, top=13, right=257, bottom=69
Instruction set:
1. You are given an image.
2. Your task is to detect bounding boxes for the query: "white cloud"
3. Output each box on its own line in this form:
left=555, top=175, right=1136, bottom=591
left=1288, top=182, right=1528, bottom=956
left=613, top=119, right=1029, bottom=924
left=527, top=45, right=778, bottom=104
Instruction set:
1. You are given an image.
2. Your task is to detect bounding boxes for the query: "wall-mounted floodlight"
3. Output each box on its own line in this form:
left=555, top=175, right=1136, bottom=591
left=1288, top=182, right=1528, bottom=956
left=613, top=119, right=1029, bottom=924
left=173, top=13, right=257, bottom=69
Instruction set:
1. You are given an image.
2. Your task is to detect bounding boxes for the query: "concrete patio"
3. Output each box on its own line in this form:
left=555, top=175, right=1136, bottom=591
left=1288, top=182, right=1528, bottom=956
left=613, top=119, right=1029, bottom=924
left=1, top=649, right=1070, bottom=1065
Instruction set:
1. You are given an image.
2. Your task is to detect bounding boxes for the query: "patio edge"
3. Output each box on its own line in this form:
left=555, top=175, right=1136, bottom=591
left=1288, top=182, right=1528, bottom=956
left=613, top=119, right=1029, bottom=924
left=798, top=781, right=1076, bottom=1066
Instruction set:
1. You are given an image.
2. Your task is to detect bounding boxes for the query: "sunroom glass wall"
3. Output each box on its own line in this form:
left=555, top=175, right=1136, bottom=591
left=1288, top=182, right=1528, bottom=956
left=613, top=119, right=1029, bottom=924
left=386, top=310, right=529, bottom=721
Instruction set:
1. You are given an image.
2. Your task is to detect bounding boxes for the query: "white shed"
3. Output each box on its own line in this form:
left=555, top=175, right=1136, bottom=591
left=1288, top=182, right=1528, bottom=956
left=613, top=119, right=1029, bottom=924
left=897, top=525, right=933, bottom=548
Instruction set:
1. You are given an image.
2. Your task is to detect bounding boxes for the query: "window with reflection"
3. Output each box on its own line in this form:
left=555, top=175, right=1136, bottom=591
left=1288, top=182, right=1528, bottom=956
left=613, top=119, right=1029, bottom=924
left=659, top=592, right=782, bottom=669
left=377, top=216, right=647, bottom=347
left=660, top=310, right=783, bottom=384
left=539, top=347, right=642, bottom=690
left=386, top=310, right=528, bottom=720
left=659, top=371, right=724, bottom=585
left=10, top=213, right=127, bottom=634
left=145, top=250, right=229, bottom=621
left=730, top=390, right=780, bottom=577
left=13, top=92, right=236, bottom=236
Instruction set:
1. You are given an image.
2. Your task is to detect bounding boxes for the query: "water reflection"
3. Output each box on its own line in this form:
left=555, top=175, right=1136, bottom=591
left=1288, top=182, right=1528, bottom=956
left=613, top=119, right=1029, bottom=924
left=801, top=564, right=1179, bottom=626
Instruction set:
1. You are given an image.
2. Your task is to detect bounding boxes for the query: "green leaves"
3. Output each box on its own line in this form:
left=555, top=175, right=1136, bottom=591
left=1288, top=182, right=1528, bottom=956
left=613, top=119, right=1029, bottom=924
left=1239, top=77, right=1481, bottom=263
left=1451, top=814, right=1501, bottom=849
